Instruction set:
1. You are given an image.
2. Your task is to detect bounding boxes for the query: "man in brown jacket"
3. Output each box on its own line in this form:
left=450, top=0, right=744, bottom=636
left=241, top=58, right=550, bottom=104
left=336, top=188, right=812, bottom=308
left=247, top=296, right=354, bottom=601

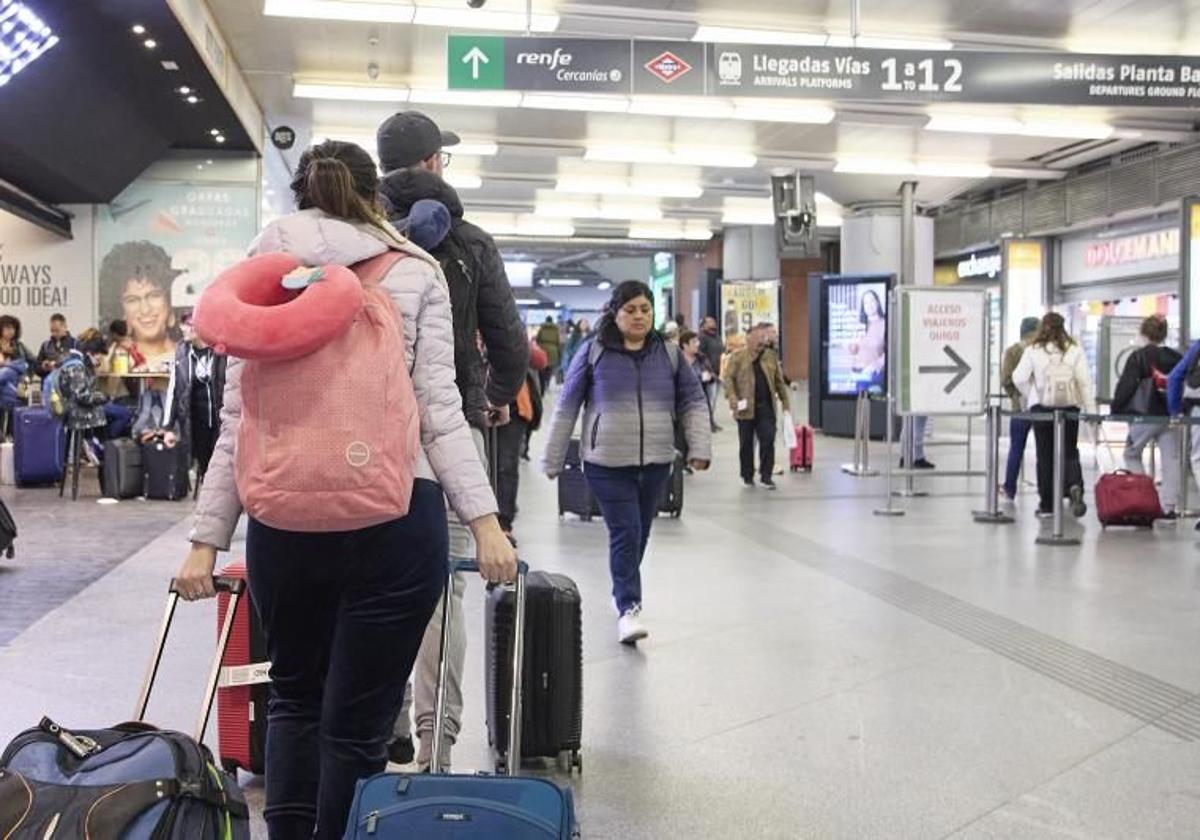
left=723, top=324, right=790, bottom=489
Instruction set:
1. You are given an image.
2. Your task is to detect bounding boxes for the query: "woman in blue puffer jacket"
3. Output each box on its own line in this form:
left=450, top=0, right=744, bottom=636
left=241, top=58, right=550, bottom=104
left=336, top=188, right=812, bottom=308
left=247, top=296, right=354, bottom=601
left=543, top=280, right=712, bottom=644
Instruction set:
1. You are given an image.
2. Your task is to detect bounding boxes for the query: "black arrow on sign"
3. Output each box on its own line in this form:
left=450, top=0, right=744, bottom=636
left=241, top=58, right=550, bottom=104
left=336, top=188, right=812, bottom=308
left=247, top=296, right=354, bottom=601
left=919, top=345, right=971, bottom=394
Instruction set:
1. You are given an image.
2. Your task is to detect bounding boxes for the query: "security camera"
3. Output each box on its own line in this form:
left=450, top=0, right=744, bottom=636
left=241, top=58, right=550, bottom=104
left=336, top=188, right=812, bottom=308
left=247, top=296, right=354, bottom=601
left=367, top=62, right=380, bottom=80
left=467, top=0, right=486, bottom=7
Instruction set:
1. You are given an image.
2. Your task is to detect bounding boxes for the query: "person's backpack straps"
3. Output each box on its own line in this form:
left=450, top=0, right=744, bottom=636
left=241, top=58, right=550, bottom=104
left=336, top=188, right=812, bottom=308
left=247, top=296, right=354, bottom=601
left=352, top=251, right=406, bottom=286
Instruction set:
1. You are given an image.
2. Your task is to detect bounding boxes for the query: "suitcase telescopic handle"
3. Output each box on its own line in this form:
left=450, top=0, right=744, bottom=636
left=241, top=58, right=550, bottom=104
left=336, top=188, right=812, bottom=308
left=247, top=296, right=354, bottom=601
left=135, top=576, right=247, bottom=743
left=432, top=559, right=528, bottom=776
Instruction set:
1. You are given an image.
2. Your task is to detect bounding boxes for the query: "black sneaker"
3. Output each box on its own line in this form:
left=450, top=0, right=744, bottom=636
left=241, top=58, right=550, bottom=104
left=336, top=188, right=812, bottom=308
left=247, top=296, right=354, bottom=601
left=387, top=736, right=415, bottom=766
left=760, top=478, right=777, bottom=490
left=913, top=458, right=936, bottom=470
left=743, top=479, right=755, bottom=489
left=1069, top=486, right=1087, bottom=518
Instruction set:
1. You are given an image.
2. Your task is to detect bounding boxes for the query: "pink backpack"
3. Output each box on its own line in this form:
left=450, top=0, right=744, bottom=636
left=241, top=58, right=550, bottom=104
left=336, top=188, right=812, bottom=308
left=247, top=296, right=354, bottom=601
left=234, top=252, right=420, bottom=532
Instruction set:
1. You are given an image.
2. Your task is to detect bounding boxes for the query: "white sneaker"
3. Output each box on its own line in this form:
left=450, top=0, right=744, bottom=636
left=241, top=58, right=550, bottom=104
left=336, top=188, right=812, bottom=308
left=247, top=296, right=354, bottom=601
left=617, top=605, right=648, bottom=645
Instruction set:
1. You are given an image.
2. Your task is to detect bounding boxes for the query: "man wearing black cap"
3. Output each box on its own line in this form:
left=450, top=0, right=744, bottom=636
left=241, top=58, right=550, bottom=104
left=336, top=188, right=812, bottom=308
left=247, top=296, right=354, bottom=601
left=377, top=111, right=529, bottom=772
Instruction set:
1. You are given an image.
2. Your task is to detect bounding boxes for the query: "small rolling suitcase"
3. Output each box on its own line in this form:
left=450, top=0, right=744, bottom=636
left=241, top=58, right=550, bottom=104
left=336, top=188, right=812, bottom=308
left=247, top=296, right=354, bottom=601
left=790, top=424, right=814, bottom=472
left=0, top=576, right=250, bottom=839
left=657, top=451, right=685, bottom=517
left=558, top=439, right=601, bottom=521
left=486, top=571, right=583, bottom=773
left=216, top=560, right=269, bottom=776
left=143, top=439, right=190, bottom=501
left=343, top=561, right=580, bottom=839
left=102, top=438, right=143, bottom=499
left=1095, top=470, right=1162, bottom=528
left=12, top=406, right=64, bottom=486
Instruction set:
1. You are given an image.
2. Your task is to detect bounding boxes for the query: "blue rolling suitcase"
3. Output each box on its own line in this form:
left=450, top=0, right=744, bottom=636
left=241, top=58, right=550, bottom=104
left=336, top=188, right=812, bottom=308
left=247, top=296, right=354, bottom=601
left=343, top=561, right=580, bottom=839
left=12, top=406, right=64, bottom=486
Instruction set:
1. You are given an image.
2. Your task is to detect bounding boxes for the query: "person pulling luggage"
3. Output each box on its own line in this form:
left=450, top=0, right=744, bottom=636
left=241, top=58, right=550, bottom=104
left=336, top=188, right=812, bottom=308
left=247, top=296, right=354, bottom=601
left=175, top=140, right=516, bottom=840
left=542, top=280, right=712, bottom=644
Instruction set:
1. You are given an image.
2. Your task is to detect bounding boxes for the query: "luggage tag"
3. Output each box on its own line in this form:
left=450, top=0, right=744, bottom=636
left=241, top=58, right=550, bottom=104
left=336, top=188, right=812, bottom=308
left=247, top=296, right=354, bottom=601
left=281, top=266, right=325, bottom=291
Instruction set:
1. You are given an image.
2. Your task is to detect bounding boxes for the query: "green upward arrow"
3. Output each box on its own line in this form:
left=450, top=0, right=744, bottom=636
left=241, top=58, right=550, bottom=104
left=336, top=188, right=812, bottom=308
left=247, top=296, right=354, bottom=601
left=448, top=36, right=504, bottom=89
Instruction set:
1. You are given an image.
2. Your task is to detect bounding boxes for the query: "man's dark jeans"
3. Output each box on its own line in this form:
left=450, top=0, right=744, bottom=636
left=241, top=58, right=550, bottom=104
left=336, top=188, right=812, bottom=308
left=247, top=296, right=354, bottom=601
left=738, top=403, right=777, bottom=483
left=494, top=417, right=528, bottom=532
left=584, top=461, right=672, bottom=614
left=246, top=479, right=447, bottom=840
left=1003, top=416, right=1033, bottom=499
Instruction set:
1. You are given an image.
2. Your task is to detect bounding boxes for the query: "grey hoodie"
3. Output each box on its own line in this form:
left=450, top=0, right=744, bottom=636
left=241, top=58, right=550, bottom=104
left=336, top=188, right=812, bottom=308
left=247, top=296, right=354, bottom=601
left=189, top=209, right=496, bottom=550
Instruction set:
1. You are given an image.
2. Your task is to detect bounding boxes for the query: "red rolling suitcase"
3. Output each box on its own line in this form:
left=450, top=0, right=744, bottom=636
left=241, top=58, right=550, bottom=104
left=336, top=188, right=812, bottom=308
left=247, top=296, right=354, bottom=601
left=216, top=560, right=269, bottom=775
left=1095, top=470, right=1162, bottom=528
left=790, top=425, right=814, bottom=472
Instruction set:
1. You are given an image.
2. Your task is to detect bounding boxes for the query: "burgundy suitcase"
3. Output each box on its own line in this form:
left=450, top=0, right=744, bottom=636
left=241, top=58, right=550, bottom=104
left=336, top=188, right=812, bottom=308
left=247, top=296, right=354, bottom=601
left=790, top=425, right=814, bottom=472
left=216, top=560, right=269, bottom=775
left=1095, top=470, right=1162, bottom=528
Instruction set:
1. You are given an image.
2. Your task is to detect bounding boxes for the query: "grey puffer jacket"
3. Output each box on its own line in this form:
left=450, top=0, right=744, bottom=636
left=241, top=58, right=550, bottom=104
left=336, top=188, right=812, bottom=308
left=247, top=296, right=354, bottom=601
left=189, top=209, right=497, bottom=550
left=542, top=333, right=711, bottom=475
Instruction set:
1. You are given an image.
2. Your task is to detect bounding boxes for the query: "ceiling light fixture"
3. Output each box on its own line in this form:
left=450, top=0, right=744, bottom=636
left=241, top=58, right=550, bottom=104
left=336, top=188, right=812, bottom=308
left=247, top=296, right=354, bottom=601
left=692, top=25, right=828, bottom=46
left=521, top=93, right=631, bottom=113
left=535, top=199, right=664, bottom=221
left=925, top=115, right=1114, bottom=139
left=545, top=278, right=583, bottom=287
left=413, top=6, right=559, bottom=32
left=585, top=145, right=756, bottom=169
left=833, top=157, right=992, bottom=178
left=131, top=24, right=146, bottom=35
left=597, top=281, right=612, bottom=291
left=264, top=0, right=415, bottom=24
left=0, top=1, right=58, bottom=88
left=628, top=222, right=713, bottom=241
left=410, top=89, right=523, bottom=108
left=209, top=128, right=220, bottom=136
left=263, top=0, right=559, bottom=31
left=186, top=95, right=199, bottom=104
left=444, top=172, right=482, bottom=190
left=160, top=60, right=179, bottom=71
left=514, top=298, right=544, bottom=306
left=214, top=135, right=226, bottom=144
left=294, top=81, right=410, bottom=102
left=731, top=100, right=835, bottom=124
left=143, top=39, right=157, bottom=49
left=555, top=175, right=703, bottom=199
left=629, top=96, right=734, bottom=119
left=178, top=85, right=191, bottom=94
left=454, top=142, right=499, bottom=157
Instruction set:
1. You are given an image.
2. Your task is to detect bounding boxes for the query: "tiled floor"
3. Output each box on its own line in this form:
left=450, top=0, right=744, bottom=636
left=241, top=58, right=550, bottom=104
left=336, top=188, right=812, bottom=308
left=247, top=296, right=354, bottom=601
left=0, top=405, right=1197, bottom=839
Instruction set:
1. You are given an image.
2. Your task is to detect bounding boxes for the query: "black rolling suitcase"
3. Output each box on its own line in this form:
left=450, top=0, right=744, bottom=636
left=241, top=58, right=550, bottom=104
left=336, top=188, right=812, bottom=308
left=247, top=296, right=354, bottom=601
left=558, top=439, right=601, bottom=521
left=658, top=451, right=684, bottom=518
left=143, top=439, right=190, bottom=501
left=102, top=438, right=143, bottom=499
left=485, top=571, right=583, bottom=773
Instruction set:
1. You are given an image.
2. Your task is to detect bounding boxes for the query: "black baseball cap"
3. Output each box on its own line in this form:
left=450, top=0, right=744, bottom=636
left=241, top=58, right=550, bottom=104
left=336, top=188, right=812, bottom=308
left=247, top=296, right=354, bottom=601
left=377, top=111, right=461, bottom=171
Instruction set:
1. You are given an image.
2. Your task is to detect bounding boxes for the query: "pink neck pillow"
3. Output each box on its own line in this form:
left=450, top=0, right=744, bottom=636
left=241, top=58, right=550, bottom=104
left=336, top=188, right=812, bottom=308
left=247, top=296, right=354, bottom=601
left=193, top=252, right=364, bottom=361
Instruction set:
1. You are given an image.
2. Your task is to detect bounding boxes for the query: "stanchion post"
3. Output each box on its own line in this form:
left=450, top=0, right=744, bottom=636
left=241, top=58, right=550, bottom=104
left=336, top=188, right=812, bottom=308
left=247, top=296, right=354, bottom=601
left=1037, top=409, right=1081, bottom=546
left=861, top=395, right=873, bottom=474
left=973, top=403, right=1014, bottom=524
left=874, top=395, right=905, bottom=517
left=1179, top=417, right=1195, bottom=517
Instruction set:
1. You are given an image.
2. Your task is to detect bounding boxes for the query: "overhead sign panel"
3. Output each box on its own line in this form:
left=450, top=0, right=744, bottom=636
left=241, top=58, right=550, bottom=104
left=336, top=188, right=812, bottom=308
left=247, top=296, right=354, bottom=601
left=448, top=35, right=1200, bottom=107
left=898, top=287, right=988, bottom=416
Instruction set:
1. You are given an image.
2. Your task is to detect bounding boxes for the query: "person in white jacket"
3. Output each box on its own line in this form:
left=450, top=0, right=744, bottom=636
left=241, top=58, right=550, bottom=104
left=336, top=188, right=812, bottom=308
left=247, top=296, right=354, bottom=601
left=1012, top=312, right=1097, bottom=519
left=173, top=141, right=516, bottom=840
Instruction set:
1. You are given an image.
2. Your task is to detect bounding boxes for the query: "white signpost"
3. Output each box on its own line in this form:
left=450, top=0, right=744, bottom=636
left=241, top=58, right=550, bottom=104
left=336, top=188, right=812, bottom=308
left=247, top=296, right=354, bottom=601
left=897, top=287, right=988, bottom=416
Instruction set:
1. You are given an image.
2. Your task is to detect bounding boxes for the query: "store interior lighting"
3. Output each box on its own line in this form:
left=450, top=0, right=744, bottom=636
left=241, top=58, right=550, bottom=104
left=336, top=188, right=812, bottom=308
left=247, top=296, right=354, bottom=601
left=0, top=0, right=58, bottom=88
left=263, top=0, right=560, bottom=31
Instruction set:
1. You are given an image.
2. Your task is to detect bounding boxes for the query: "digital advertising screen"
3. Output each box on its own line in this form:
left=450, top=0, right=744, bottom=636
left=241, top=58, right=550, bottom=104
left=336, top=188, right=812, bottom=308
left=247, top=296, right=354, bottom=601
left=824, top=277, right=890, bottom=397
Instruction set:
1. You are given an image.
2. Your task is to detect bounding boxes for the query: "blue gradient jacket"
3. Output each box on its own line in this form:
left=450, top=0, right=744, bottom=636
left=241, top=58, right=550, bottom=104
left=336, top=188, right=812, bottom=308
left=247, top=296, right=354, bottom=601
left=542, top=333, right=712, bottom=473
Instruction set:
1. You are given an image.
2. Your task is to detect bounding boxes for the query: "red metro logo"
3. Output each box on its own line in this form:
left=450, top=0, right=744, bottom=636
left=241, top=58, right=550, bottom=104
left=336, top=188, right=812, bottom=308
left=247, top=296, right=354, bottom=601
left=645, top=51, right=692, bottom=84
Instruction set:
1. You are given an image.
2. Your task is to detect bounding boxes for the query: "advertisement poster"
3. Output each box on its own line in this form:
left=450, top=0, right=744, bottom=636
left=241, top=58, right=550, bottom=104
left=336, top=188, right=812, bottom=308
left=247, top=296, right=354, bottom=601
left=825, top=278, right=888, bottom=396
left=96, top=181, right=257, bottom=371
left=0, top=207, right=96, bottom=349
left=720, top=280, right=779, bottom=339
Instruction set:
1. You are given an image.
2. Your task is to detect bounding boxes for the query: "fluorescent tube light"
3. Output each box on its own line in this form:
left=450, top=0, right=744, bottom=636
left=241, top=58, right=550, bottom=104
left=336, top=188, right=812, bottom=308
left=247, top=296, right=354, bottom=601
left=413, top=6, right=559, bottom=31
left=555, top=175, right=703, bottom=199
left=294, top=82, right=410, bottom=102
left=521, top=93, right=630, bottom=113
left=518, top=219, right=575, bottom=237
left=585, top=145, right=756, bottom=169
left=693, top=25, right=828, bottom=46
left=629, top=222, right=713, bottom=241
left=1019, top=120, right=1114, bottom=140
left=925, top=115, right=1113, bottom=139
left=546, top=278, right=582, bottom=286
left=732, top=101, right=835, bottom=124
left=410, top=89, right=522, bottom=108
left=264, top=0, right=415, bottom=24
left=514, top=298, right=543, bottom=306
left=834, top=157, right=991, bottom=178
left=445, top=172, right=482, bottom=190
left=915, top=161, right=992, bottom=178
left=629, top=96, right=735, bottom=119
left=924, top=115, right=1025, bottom=135
left=535, top=200, right=664, bottom=221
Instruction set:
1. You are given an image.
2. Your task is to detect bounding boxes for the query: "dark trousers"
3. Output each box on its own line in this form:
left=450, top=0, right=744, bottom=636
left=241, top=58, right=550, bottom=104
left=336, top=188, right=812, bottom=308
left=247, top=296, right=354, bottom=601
left=584, top=461, right=672, bottom=614
left=190, top=414, right=219, bottom=477
left=737, top=403, right=777, bottom=483
left=246, top=479, right=447, bottom=840
left=1030, top=405, right=1083, bottom=512
left=494, top=417, right=528, bottom=532
left=1003, top=417, right=1033, bottom=498
left=538, top=366, right=555, bottom=395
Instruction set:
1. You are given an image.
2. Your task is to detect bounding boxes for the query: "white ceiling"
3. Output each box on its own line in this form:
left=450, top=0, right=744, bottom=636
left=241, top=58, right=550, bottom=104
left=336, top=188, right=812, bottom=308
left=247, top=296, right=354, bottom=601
left=213, top=0, right=1200, bottom=244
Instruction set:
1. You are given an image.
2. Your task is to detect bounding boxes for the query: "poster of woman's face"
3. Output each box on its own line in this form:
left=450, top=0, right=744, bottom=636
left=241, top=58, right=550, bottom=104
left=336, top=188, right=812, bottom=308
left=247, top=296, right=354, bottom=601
left=98, top=241, right=182, bottom=370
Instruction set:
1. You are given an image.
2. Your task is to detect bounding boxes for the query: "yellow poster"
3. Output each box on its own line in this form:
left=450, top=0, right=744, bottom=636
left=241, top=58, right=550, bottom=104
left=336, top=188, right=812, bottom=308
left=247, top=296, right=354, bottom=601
left=720, top=281, right=779, bottom=338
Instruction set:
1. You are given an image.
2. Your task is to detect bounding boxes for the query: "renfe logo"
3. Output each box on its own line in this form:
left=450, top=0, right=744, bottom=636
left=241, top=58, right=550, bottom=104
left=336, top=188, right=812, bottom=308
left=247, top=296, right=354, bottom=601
left=645, top=51, right=692, bottom=83
left=516, top=48, right=573, bottom=70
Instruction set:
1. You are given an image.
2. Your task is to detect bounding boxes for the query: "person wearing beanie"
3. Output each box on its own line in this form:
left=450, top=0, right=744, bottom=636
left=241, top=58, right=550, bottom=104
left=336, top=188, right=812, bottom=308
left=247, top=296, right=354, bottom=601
left=374, top=110, right=528, bottom=772
left=1000, top=316, right=1043, bottom=500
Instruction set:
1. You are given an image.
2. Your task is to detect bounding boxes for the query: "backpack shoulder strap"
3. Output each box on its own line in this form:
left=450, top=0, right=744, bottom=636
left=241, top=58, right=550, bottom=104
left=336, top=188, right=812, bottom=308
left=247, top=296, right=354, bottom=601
left=351, top=252, right=406, bottom=287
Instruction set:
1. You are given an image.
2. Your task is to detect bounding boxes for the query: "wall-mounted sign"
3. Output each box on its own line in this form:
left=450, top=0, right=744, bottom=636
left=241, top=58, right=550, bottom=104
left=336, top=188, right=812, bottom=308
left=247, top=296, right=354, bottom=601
left=270, top=126, right=296, bottom=150
left=1061, top=224, right=1180, bottom=286
left=934, top=249, right=1002, bottom=286
left=448, top=35, right=1200, bottom=107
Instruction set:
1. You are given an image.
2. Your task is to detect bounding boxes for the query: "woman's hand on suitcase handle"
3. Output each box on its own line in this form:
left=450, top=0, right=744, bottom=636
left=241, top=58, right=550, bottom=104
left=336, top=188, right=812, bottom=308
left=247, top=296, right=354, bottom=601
left=176, top=543, right=218, bottom=600
left=688, top=459, right=710, bottom=472
left=469, top=515, right=518, bottom=584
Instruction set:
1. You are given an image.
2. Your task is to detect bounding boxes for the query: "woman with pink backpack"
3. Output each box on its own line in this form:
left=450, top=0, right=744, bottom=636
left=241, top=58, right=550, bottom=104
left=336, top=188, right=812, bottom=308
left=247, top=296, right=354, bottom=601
left=173, top=140, right=516, bottom=840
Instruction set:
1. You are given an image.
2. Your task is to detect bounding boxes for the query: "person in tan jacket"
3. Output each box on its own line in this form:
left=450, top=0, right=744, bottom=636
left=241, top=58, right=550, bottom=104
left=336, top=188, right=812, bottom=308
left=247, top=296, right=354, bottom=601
left=722, top=324, right=790, bottom=489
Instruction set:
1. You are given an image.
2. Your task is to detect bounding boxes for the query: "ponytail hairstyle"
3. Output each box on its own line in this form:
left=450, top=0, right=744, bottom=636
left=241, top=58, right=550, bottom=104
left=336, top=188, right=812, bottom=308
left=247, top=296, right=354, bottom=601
left=290, top=140, right=391, bottom=235
left=1033, top=312, right=1073, bottom=354
left=595, top=279, right=654, bottom=347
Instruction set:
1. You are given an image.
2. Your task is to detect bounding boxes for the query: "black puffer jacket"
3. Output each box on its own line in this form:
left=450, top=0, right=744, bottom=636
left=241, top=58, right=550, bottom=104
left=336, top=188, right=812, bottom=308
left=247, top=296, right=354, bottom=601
left=379, top=168, right=528, bottom=427
left=1112, top=343, right=1183, bottom=416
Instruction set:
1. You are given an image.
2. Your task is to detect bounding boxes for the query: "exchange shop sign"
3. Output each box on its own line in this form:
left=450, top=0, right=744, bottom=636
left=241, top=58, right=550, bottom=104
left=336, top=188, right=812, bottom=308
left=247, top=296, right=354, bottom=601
left=449, top=35, right=1200, bottom=107
left=897, top=287, right=988, bottom=416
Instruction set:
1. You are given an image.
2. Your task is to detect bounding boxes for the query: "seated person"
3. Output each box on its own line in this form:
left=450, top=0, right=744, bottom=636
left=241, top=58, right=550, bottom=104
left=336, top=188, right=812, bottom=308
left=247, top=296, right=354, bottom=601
left=0, top=315, right=33, bottom=412
left=57, top=336, right=110, bottom=465
left=132, top=385, right=180, bottom=447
